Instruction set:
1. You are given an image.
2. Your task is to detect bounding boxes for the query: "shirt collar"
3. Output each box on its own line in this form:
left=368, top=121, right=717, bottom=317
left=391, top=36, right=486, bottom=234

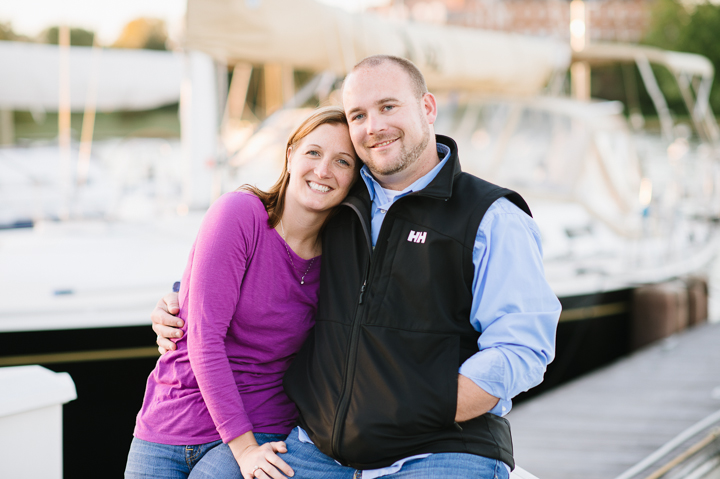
left=359, top=143, right=452, bottom=203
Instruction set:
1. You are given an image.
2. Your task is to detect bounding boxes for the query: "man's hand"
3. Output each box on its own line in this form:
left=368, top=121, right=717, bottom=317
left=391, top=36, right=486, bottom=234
left=151, top=292, right=184, bottom=354
left=455, top=374, right=500, bottom=423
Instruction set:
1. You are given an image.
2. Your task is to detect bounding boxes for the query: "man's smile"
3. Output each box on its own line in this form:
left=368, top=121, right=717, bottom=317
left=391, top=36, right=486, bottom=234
left=369, top=138, right=399, bottom=148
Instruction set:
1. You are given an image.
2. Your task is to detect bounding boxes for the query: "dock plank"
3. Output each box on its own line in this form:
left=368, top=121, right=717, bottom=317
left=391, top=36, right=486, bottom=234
left=508, top=321, right=720, bottom=479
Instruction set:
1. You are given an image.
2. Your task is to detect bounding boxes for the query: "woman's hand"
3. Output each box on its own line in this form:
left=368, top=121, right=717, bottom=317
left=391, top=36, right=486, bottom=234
left=151, top=292, right=184, bottom=354
left=230, top=432, right=294, bottom=479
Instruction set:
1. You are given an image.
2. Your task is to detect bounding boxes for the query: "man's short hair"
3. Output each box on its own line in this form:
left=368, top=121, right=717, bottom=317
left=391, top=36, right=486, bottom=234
left=349, top=55, right=428, bottom=99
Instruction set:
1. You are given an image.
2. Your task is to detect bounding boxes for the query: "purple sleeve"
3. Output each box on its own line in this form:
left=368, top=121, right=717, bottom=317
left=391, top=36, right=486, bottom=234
left=184, top=192, right=260, bottom=443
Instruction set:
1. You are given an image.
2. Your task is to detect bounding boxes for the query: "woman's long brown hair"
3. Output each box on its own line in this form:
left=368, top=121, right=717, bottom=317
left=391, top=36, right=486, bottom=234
left=239, top=106, right=354, bottom=228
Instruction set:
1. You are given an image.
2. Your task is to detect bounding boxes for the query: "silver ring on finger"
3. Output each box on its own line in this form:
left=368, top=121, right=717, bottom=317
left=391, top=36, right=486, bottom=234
left=252, top=465, right=262, bottom=477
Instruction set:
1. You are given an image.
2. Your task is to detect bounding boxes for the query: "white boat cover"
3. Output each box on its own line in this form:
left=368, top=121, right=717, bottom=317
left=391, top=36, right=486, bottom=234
left=0, top=366, right=76, bottom=418
left=573, top=43, right=714, bottom=78
left=0, top=41, right=183, bottom=112
left=185, top=0, right=571, bottom=96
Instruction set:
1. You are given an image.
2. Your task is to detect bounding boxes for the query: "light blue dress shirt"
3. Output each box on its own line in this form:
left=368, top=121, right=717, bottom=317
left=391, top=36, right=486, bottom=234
left=299, top=143, right=561, bottom=477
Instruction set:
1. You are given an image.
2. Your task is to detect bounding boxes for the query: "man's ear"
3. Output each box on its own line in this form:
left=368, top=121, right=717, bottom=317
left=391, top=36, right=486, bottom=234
left=422, top=92, right=438, bottom=126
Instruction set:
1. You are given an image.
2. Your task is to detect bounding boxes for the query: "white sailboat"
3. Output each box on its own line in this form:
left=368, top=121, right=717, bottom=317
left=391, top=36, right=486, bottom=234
left=0, top=39, right=218, bottom=477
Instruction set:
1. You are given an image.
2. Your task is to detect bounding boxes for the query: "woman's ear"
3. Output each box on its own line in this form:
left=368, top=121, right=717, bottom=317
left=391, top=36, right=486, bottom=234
left=286, top=146, right=293, bottom=170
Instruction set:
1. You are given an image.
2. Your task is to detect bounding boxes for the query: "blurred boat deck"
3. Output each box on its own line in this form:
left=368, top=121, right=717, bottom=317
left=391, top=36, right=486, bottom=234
left=509, top=321, right=720, bottom=479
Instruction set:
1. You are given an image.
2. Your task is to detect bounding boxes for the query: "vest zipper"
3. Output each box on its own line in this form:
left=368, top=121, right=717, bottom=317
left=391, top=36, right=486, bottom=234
left=341, top=201, right=373, bottom=306
left=331, top=193, right=443, bottom=459
left=331, top=203, right=373, bottom=460
left=359, top=280, right=367, bottom=304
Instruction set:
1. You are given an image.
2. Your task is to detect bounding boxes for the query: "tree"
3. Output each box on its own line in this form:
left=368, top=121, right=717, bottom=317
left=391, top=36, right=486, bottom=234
left=644, top=0, right=720, bottom=113
left=0, top=22, right=16, bottom=41
left=112, top=18, right=168, bottom=51
left=0, top=22, right=32, bottom=42
left=674, top=3, right=720, bottom=110
left=41, top=26, right=96, bottom=46
left=643, top=0, right=689, bottom=49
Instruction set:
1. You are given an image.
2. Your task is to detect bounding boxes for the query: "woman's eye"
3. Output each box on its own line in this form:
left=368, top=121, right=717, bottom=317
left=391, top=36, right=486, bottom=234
left=337, top=159, right=350, bottom=167
left=306, top=150, right=320, bottom=156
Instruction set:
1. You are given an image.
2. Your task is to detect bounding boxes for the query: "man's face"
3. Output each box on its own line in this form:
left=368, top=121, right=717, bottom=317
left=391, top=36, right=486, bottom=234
left=342, top=62, right=435, bottom=183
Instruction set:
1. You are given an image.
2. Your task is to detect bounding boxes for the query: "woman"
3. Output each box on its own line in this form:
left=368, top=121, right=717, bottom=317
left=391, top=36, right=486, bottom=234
left=125, top=106, right=360, bottom=479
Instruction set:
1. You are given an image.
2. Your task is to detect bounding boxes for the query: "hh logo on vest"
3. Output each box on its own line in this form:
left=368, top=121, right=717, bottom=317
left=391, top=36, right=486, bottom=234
left=407, top=230, right=427, bottom=243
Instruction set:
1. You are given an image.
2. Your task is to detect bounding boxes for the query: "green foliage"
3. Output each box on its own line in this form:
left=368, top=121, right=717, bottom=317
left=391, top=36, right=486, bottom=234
left=675, top=3, right=720, bottom=110
left=643, top=0, right=689, bottom=49
left=0, top=22, right=16, bottom=41
left=590, top=63, right=673, bottom=119
left=0, top=22, right=32, bottom=42
left=42, top=26, right=96, bottom=47
left=0, top=23, right=95, bottom=45
left=13, top=105, right=181, bottom=142
left=142, top=31, right=168, bottom=51
left=644, top=0, right=720, bottom=112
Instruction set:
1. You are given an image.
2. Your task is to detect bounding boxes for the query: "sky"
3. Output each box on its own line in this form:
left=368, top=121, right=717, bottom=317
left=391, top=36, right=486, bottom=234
left=1, top=0, right=390, bottom=45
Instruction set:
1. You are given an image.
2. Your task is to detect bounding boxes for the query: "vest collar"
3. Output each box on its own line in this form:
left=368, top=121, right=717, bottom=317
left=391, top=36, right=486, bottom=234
left=418, top=135, right=461, bottom=200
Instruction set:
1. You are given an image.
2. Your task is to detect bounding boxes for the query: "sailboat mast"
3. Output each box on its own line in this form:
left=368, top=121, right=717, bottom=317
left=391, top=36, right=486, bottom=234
left=58, top=24, right=72, bottom=220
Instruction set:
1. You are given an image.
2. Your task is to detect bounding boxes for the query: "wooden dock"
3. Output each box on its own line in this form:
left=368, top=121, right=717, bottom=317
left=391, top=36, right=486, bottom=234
left=508, top=321, right=720, bottom=479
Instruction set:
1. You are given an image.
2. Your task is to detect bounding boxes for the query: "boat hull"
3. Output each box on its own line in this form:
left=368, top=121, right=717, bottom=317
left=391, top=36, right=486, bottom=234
left=517, top=288, right=634, bottom=402
left=0, top=325, right=158, bottom=478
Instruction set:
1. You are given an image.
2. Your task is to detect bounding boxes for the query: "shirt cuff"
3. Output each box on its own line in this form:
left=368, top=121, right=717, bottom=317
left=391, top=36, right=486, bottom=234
left=216, top=413, right=254, bottom=444
left=458, top=349, right=512, bottom=417
left=297, top=426, right=313, bottom=444
left=487, top=398, right=512, bottom=416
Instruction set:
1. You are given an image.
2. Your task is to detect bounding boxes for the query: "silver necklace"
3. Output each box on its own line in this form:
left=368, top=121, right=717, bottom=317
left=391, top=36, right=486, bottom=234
left=280, top=219, right=316, bottom=285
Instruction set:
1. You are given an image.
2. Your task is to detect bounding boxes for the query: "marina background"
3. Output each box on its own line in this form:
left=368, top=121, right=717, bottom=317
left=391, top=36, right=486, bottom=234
left=2, top=0, right=720, bottom=478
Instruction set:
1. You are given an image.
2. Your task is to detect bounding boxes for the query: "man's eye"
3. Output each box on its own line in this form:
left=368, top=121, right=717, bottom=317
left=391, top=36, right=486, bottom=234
left=352, top=113, right=365, bottom=121
left=382, top=105, right=395, bottom=111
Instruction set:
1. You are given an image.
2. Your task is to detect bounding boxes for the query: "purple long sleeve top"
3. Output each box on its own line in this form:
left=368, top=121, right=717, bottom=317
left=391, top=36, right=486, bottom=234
left=134, top=192, right=321, bottom=445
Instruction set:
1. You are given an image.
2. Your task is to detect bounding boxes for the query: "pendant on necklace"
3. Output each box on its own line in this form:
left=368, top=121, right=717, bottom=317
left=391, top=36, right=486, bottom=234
left=280, top=219, right=315, bottom=285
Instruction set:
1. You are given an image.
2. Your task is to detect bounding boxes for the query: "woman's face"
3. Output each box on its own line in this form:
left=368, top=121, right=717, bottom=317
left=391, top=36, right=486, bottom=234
left=285, top=122, right=359, bottom=214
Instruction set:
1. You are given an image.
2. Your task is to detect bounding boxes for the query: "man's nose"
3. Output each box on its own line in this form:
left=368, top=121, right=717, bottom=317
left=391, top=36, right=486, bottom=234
left=365, top=113, right=386, bottom=135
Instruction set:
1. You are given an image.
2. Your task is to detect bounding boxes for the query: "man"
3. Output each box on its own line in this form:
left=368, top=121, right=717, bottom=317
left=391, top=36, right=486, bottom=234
left=153, top=55, right=561, bottom=478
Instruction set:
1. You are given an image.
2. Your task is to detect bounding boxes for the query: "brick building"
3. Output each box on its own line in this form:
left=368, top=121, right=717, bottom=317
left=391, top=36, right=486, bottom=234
left=374, top=0, right=652, bottom=43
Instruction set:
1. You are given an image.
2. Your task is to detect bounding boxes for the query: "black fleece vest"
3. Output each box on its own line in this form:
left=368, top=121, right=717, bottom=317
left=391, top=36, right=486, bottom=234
left=283, top=135, right=531, bottom=470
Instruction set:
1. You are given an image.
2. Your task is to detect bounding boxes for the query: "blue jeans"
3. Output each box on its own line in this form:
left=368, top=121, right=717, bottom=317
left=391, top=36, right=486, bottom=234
left=124, top=433, right=287, bottom=479
left=280, top=427, right=510, bottom=479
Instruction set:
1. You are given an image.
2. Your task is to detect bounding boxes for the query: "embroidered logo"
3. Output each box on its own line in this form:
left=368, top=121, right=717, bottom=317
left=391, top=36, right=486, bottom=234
left=407, top=230, right=427, bottom=244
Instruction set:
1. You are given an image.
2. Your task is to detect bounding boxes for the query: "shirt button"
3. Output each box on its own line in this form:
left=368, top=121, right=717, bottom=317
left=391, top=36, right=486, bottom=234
left=380, top=209, right=387, bottom=214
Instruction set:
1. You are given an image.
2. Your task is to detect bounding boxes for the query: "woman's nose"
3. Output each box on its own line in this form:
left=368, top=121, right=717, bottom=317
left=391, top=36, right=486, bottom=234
left=314, top=158, right=331, bottom=178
